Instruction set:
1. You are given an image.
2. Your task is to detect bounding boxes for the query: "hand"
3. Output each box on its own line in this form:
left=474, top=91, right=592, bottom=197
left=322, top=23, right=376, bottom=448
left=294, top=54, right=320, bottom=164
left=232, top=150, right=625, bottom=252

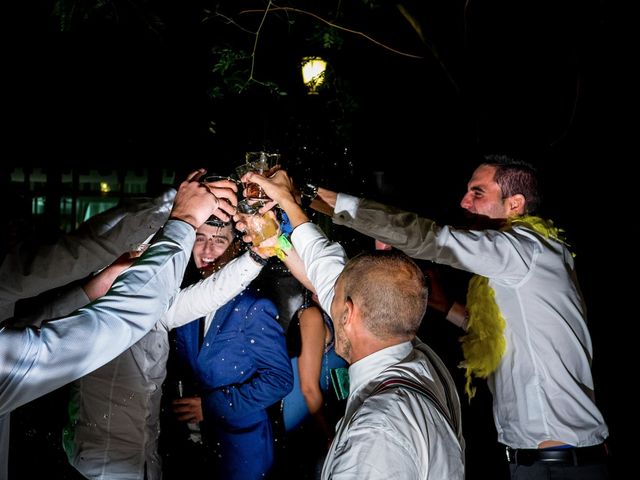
left=239, top=169, right=310, bottom=231
left=241, top=170, right=298, bottom=212
left=170, top=169, right=231, bottom=229
left=171, top=396, right=204, bottom=423
left=233, top=208, right=279, bottom=251
left=201, top=177, right=239, bottom=218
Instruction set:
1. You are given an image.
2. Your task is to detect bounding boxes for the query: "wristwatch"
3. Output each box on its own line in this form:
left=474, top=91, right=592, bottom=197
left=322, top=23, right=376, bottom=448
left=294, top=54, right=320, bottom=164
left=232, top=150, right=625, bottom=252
left=300, top=183, right=319, bottom=210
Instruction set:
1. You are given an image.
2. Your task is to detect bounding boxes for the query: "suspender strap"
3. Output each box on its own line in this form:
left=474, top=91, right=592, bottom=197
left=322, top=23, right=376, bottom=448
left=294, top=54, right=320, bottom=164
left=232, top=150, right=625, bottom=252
left=371, top=377, right=460, bottom=440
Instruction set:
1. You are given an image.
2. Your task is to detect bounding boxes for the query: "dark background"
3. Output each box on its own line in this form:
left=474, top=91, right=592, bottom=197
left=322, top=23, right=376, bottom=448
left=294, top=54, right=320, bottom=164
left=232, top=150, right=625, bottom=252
left=2, top=0, right=626, bottom=478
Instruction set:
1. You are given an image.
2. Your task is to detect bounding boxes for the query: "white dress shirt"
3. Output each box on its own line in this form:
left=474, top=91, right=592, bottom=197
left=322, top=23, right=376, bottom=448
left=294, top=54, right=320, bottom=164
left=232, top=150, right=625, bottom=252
left=333, top=192, right=609, bottom=449
left=291, top=221, right=464, bottom=479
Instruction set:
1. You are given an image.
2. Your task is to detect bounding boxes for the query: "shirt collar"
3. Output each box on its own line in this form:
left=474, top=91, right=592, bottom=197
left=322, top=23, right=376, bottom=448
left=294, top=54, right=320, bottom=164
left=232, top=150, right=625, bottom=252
left=348, top=341, right=413, bottom=399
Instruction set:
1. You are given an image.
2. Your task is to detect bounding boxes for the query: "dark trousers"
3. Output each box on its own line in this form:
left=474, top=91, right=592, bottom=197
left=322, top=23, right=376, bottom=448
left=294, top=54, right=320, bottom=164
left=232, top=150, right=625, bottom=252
left=509, top=461, right=609, bottom=480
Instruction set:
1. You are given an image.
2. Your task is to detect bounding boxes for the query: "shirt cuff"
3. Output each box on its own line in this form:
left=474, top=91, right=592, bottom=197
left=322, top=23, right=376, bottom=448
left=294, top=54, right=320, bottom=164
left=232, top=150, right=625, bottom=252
left=446, top=302, right=469, bottom=330
left=335, top=193, right=360, bottom=219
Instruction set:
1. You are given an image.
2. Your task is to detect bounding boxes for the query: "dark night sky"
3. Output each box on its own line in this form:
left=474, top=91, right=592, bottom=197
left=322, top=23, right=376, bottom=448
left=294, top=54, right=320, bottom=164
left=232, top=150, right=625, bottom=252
left=3, top=1, right=618, bottom=169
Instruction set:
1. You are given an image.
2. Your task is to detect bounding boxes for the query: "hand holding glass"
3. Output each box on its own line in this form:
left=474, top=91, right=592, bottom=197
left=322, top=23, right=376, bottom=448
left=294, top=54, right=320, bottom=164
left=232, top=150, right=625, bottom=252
left=236, top=200, right=280, bottom=247
left=236, top=152, right=281, bottom=200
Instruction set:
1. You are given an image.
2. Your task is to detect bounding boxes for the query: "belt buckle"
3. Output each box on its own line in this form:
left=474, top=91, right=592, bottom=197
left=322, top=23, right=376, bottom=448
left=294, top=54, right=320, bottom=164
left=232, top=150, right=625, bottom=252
left=505, top=446, right=512, bottom=463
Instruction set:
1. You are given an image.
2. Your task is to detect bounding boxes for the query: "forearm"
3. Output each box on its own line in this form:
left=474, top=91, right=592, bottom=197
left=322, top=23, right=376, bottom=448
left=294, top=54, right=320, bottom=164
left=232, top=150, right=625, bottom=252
left=278, top=196, right=309, bottom=229
left=280, top=248, right=315, bottom=294
left=310, top=188, right=337, bottom=216
left=204, top=366, right=293, bottom=422
left=303, top=388, right=333, bottom=439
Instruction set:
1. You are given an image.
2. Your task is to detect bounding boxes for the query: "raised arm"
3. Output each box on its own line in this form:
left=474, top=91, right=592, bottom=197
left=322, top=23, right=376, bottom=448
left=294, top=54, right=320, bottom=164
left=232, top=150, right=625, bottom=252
left=0, top=169, right=222, bottom=414
left=279, top=247, right=315, bottom=294
left=0, top=188, right=176, bottom=321
left=242, top=170, right=347, bottom=316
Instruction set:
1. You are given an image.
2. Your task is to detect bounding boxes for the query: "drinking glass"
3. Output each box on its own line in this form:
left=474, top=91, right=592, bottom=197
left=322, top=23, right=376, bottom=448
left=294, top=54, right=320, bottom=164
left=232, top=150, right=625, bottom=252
left=236, top=199, right=280, bottom=247
left=235, top=151, right=281, bottom=200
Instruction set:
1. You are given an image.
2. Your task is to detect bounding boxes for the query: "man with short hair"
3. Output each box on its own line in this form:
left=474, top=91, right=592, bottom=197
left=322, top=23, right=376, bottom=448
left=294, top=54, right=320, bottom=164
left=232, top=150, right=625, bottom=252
left=301, top=155, right=610, bottom=479
left=240, top=170, right=465, bottom=480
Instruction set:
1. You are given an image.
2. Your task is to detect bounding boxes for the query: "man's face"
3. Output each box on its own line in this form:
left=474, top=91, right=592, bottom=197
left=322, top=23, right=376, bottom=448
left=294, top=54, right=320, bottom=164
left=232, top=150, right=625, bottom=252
left=192, top=223, right=234, bottom=269
left=330, top=276, right=352, bottom=363
left=459, top=165, right=510, bottom=221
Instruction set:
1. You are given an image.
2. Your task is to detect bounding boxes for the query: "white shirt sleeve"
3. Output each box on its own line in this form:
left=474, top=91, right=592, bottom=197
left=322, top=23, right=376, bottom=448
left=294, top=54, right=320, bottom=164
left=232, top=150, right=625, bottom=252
left=161, top=252, right=262, bottom=331
left=290, top=222, right=348, bottom=320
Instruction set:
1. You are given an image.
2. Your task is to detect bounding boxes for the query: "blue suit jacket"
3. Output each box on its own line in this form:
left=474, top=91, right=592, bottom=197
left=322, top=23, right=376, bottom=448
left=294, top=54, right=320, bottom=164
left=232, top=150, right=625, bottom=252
left=174, top=289, right=292, bottom=479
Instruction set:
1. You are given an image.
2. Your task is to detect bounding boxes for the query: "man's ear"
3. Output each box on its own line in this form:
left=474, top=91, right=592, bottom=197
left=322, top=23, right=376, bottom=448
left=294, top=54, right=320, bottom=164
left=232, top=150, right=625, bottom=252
left=507, top=194, right=526, bottom=216
left=342, top=296, right=355, bottom=327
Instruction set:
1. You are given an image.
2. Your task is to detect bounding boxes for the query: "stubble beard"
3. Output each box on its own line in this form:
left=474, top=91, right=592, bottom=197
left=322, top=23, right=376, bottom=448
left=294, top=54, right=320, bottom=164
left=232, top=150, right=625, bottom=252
left=335, top=326, right=351, bottom=364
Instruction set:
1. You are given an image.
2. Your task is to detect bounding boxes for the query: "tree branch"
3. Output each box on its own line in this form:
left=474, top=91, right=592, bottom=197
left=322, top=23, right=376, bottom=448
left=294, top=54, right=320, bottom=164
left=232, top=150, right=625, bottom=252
left=239, top=5, right=424, bottom=60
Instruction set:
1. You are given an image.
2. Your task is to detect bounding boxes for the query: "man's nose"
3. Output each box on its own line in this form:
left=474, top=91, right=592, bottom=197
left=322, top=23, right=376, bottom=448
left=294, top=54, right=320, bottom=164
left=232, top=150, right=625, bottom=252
left=460, top=193, right=472, bottom=210
left=203, top=239, right=217, bottom=251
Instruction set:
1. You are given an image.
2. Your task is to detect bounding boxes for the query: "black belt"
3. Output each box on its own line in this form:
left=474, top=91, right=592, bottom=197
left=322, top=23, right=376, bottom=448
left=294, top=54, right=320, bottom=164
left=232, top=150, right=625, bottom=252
left=505, top=443, right=608, bottom=466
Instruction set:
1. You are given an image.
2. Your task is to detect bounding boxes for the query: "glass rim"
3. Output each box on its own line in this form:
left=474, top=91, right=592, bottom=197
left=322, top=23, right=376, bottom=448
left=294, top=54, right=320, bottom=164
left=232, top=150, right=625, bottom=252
left=201, top=174, right=238, bottom=183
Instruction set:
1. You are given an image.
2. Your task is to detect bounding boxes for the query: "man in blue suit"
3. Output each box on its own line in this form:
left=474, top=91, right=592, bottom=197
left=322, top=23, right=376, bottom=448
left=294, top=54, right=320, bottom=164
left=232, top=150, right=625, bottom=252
left=172, top=219, right=293, bottom=479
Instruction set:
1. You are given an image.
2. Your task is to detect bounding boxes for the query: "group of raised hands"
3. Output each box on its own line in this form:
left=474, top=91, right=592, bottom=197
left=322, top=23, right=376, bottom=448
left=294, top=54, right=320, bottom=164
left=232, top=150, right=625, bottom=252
left=178, top=167, right=301, bottom=249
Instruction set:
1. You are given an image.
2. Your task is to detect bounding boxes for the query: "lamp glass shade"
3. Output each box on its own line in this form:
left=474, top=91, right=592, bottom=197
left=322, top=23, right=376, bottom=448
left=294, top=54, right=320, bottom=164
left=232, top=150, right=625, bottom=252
left=301, top=57, right=327, bottom=94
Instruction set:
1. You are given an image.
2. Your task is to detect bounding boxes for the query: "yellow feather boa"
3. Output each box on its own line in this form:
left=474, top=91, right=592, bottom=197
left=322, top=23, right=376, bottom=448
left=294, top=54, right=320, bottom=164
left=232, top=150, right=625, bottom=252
left=460, top=216, right=568, bottom=399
